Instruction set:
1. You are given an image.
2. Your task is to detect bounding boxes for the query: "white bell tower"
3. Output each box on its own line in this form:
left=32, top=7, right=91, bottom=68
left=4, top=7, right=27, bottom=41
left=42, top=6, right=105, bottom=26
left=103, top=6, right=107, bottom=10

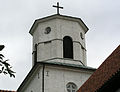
left=30, top=13, right=88, bottom=66
left=29, top=2, right=88, bottom=66
left=17, top=3, right=95, bottom=92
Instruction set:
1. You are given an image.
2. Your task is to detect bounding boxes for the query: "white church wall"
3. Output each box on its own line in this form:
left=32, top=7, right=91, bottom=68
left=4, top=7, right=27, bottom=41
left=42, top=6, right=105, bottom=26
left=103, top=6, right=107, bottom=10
left=37, top=40, right=62, bottom=61
left=83, top=48, right=87, bottom=65
left=58, top=19, right=84, bottom=42
left=73, top=42, right=82, bottom=63
left=33, top=19, right=57, bottom=44
left=58, top=19, right=87, bottom=65
left=44, top=65, right=93, bottom=92
left=20, top=65, right=93, bottom=92
left=22, top=66, right=43, bottom=92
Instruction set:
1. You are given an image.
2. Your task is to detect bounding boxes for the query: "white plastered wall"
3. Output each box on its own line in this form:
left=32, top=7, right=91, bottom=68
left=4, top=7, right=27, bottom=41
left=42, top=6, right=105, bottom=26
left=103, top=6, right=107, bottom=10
left=21, top=66, right=43, bottom=92
left=20, top=65, right=93, bottom=92
left=44, top=66, right=92, bottom=92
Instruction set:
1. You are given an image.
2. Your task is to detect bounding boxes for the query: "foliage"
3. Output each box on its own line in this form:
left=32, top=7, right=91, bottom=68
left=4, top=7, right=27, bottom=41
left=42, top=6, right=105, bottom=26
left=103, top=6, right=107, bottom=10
left=0, top=54, right=15, bottom=78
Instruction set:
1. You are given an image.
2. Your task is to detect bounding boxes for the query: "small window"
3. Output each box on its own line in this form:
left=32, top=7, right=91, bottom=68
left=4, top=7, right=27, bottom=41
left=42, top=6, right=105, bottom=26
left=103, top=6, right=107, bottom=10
left=66, top=82, right=77, bottom=92
left=44, top=27, right=51, bottom=34
left=80, top=32, right=84, bottom=40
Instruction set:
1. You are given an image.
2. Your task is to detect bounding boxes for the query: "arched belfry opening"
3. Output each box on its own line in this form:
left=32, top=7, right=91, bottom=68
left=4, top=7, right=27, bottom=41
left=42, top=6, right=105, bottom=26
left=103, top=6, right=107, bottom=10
left=63, top=36, right=73, bottom=59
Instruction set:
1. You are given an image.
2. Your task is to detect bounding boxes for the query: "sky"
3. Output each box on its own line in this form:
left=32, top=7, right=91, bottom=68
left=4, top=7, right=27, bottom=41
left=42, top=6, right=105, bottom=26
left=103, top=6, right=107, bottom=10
left=0, top=0, right=120, bottom=91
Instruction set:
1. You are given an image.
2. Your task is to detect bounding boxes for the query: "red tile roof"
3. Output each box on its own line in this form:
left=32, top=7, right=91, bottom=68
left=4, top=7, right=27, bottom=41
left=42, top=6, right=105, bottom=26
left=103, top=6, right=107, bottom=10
left=0, top=90, right=16, bottom=92
left=78, top=45, right=120, bottom=92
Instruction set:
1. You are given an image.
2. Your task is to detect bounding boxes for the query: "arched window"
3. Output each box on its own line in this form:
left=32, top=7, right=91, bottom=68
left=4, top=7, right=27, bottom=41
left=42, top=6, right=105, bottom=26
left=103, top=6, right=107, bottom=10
left=63, top=36, right=73, bottom=59
left=66, top=82, right=77, bottom=92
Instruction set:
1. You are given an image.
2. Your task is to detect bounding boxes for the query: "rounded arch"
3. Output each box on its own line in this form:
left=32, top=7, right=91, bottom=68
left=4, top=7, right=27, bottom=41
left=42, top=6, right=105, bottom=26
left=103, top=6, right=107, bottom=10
left=63, top=36, right=73, bottom=59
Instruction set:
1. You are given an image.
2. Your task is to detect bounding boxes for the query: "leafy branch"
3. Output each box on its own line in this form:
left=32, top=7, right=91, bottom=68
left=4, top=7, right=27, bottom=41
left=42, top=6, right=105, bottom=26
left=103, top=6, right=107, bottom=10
left=0, top=54, right=15, bottom=78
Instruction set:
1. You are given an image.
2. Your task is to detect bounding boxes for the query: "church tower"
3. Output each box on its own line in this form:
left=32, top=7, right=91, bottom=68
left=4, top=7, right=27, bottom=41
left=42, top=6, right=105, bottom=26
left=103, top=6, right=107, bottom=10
left=30, top=4, right=88, bottom=66
left=17, top=3, right=95, bottom=92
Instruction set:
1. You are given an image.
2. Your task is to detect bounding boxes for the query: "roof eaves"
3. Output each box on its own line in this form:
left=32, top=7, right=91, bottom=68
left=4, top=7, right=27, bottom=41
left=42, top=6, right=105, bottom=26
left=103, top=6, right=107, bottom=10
left=17, top=64, right=40, bottom=92
left=56, top=14, right=89, bottom=33
left=29, top=14, right=89, bottom=35
left=38, top=61, right=96, bottom=71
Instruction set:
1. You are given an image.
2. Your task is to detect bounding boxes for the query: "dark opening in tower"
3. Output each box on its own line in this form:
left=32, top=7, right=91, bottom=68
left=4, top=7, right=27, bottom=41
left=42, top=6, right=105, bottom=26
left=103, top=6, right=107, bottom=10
left=63, top=36, right=73, bottom=59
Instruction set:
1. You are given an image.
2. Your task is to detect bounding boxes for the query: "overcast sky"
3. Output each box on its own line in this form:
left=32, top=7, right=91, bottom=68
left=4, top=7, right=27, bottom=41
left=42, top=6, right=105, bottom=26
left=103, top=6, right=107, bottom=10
left=0, top=0, right=120, bottom=91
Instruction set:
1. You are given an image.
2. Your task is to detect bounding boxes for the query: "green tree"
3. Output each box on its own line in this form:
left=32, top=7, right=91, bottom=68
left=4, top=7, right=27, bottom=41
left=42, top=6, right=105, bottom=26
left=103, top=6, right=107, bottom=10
left=0, top=53, right=15, bottom=78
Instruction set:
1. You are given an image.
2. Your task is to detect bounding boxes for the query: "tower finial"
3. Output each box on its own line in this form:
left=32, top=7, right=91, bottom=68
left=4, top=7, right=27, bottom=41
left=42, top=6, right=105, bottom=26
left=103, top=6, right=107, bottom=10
left=53, top=2, right=63, bottom=15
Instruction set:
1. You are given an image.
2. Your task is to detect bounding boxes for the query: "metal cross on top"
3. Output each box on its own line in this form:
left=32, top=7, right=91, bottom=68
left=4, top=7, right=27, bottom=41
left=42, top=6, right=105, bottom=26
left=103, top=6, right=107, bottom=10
left=53, top=2, right=63, bottom=15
